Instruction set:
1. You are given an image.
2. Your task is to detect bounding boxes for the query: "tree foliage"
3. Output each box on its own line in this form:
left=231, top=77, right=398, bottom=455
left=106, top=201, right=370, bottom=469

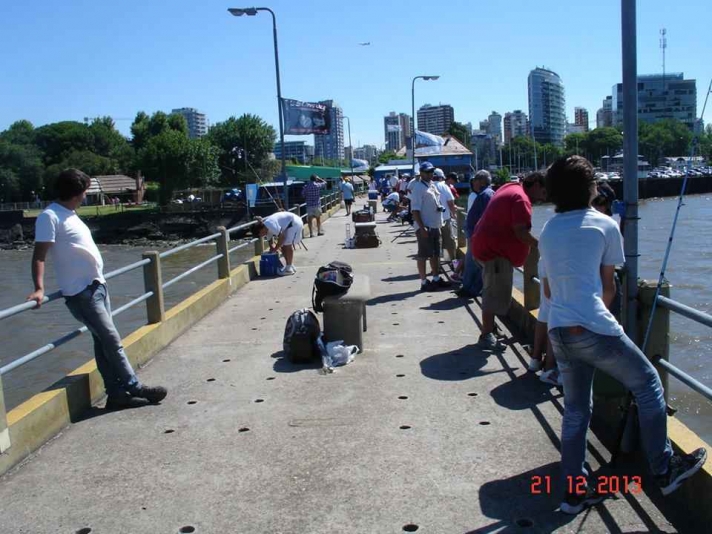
left=447, top=121, right=471, bottom=146
left=639, top=120, right=693, bottom=166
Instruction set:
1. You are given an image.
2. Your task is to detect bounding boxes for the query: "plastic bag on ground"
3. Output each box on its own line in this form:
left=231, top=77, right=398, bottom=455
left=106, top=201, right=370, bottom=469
left=320, top=338, right=359, bottom=372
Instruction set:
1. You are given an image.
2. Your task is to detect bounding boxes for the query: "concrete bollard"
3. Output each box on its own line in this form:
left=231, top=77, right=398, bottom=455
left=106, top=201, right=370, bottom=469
left=637, top=279, right=671, bottom=399
left=0, top=374, right=10, bottom=453
left=216, top=226, right=231, bottom=279
left=142, top=251, right=165, bottom=324
left=523, top=246, right=540, bottom=311
left=456, top=209, right=466, bottom=249
left=254, top=236, right=265, bottom=257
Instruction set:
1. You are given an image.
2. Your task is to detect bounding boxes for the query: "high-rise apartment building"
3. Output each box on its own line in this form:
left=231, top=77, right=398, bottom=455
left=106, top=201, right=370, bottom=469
left=487, top=111, right=502, bottom=145
left=574, top=107, right=589, bottom=132
left=503, top=110, right=529, bottom=143
left=417, top=104, right=455, bottom=136
left=596, top=96, right=614, bottom=128
left=171, top=107, right=208, bottom=139
left=383, top=112, right=412, bottom=152
left=273, top=141, right=312, bottom=164
left=314, top=100, right=344, bottom=162
left=611, top=73, right=697, bottom=129
left=354, top=145, right=379, bottom=164
left=528, top=67, right=567, bottom=146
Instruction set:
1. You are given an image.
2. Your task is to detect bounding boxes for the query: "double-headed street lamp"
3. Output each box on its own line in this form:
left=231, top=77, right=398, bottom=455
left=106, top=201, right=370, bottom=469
left=411, top=75, right=440, bottom=175
left=228, top=7, right=289, bottom=208
left=343, top=115, right=354, bottom=188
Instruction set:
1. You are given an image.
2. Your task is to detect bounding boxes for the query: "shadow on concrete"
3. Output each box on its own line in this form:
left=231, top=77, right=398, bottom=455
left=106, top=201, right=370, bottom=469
left=367, top=289, right=422, bottom=306
left=395, top=239, right=417, bottom=245
left=490, top=372, right=562, bottom=410
left=419, top=344, right=504, bottom=381
left=419, top=295, right=463, bottom=311
left=381, top=274, right=420, bottom=282
left=271, top=351, right=322, bottom=373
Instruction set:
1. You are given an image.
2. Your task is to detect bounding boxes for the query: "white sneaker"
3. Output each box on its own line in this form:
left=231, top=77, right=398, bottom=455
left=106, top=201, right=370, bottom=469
left=278, top=265, right=296, bottom=276
left=528, top=357, right=544, bottom=372
left=540, top=368, right=563, bottom=387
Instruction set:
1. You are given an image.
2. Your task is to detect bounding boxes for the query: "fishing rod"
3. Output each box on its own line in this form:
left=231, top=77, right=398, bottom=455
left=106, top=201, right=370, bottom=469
left=231, top=147, right=285, bottom=212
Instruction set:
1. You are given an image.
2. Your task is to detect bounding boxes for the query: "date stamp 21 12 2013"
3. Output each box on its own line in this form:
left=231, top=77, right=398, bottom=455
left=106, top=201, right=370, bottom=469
left=530, top=475, right=643, bottom=495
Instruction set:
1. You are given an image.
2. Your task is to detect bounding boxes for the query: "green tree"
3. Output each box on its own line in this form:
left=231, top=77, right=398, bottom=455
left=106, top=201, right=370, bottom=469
left=206, top=114, right=276, bottom=184
left=130, top=111, right=188, bottom=153
left=493, top=167, right=510, bottom=185
left=584, top=127, right=623, bottom=166
left=137, top=130, right=192, bottom=204
left=377, top=151, right=400, bottom=164
left=639, top=119, right=693, bottom=166
left=0, top=140, right=44, bottom=201
left=186, top=138, right=220, bottom=189
left=33, top=121, right=94, bottom=166
left=564, top=133, right=586, bottom=155
left=447, top=121, right=471, bottom=146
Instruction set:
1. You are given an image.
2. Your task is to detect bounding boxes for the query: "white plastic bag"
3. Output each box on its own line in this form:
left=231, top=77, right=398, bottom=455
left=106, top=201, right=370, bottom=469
left=321, top=339, right=359, bottom=371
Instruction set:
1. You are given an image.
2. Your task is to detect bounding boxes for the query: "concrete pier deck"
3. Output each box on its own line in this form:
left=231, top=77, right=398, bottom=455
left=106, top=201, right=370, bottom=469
left=0, top=207, right=697, bottom=533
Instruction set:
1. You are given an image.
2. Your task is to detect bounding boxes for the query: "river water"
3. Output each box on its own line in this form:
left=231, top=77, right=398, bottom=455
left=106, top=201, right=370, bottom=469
left=1, top=196, right=711, bottom=442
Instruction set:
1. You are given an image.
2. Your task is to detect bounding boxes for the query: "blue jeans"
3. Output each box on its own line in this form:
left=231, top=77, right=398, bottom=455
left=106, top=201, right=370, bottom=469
left=549, top=327, right=672, bottom=488
left=461, top=239, right=483, bottom=297
left=65, top=282, right=141, bottom=397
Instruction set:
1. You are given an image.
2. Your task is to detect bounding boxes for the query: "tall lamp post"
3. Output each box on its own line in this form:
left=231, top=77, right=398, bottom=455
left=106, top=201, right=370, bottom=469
left=228, top=7, right=289, bottom=208
left=411, top=75, right=440, bottom=175
left=344, top=115, right=354, bottom=190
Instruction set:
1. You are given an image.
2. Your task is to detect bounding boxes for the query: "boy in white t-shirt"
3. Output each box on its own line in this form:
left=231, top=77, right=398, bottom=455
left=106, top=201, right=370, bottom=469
left=27, top=169, right=167, bottom=411
left=540, top=156, right=706, bottom=515
left=254, top=211, right=304, bottom=276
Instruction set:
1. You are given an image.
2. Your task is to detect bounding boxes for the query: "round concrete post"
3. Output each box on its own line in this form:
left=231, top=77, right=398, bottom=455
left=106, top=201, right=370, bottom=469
left=0, top=374, right=10, bottom=453
left=142, top=251, right=165, bottom=324
left=216, top=226, right=231, bottom=279
left=523, top=246, right=540, bottom=311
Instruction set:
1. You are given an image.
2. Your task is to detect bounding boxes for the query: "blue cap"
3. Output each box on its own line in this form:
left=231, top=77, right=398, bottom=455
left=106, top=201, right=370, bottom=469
left=419, top=162, right=434, bottom=172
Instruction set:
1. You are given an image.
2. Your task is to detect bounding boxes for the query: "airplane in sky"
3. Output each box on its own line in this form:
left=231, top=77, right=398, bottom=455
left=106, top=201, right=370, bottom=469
left=358, top=42, right=371, bottom=46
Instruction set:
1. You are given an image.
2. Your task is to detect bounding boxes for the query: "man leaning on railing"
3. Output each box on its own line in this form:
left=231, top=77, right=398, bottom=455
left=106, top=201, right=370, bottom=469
left=26, top=169, right=168, bottom=411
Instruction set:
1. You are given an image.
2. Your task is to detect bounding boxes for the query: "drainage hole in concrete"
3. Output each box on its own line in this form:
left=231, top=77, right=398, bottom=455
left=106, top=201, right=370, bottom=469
left=266, top=377, right=276, bottom=381
left=434, top=311, right=440, bottom=314
left=260, top=317, right=266, bottom=320
left=164, top=429, right=175, bottom=434
left=398, top=396, right=408, bottom=400
left=187, top=401, right=198, bottom=405
left=391, top=304, right=397, bottom=307
left=75, top=528, right=92, bottom=534
left=179, top=527, right=196, bottom=534
left=251, top=327, right=258, bottom=331
left=438, top=321, right=444, bottom=324
left=254, top=399, right=265, bottom=403
left=206, top=378, right=216, bottom=382
left=396, top=374, right=406, bottom=378
left=468, top=393, right=478, bottom=397
left=393, top=323, right=400, bottom=326
left=516, top=518, right=534, bottom=528
left=275, top=300, right=281, bottom=303
left=238, top=427, right=250, bottom=433
left=268, top=308, right=274, bottom=311
left=396, top=354, right=404, bottom=358
left=222, top=359, right=231, bottom=363
left=402, top=524, right=419, bottom=532
left=479, top=421, right=491, bottom=425
left=399, top=425, right=411, bottom=430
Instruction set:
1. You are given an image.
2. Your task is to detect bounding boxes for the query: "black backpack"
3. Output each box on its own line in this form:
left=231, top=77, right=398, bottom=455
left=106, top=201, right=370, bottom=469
left=283, top=308, right=322, bottom=364
left=312, top=261, right=354, bottom=313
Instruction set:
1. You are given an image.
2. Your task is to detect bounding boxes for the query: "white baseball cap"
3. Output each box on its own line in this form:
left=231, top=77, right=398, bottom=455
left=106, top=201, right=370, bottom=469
left=434, top=168, right=445, bottom=179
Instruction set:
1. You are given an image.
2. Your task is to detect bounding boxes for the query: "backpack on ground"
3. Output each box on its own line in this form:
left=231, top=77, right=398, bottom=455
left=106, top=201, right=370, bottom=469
left=283, top=308, right=322, bottom=363
left=354, top=233, right=381, bottom=248
left=312, top=261, right=354, bottom=313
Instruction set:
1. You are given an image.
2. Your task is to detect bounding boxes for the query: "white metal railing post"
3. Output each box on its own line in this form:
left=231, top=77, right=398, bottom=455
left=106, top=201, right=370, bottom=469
left=216, top=226, right=231, bottom=279
left=142, top=251, right=165, bottom=324
left=0, top=374, right=10, bottom=453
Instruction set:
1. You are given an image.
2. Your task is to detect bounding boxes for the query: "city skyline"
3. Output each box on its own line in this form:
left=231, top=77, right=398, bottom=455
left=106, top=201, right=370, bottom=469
left=1, top=0, right=710, bottom=149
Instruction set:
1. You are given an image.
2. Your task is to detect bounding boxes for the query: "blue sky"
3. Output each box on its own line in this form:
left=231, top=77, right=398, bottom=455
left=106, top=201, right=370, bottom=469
left=1, top=0, right=710, bottom=147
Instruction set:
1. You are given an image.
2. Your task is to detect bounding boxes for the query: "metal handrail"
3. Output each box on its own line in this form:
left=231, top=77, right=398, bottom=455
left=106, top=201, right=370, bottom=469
left=657, top=295, right=712, bottom=329
left=159, top=232, right=221, bottom=259
left=162, top=254, right=224, bottom=290
left=655, top=357, right=712, bottom=402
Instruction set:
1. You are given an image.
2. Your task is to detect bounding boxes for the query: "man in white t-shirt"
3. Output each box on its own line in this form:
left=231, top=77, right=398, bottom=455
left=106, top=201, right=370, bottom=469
left=27, top=169, right=168, bottom=411
left=389, top=174, right=399, bottom=191
left=540, top=156, right=706, bottom=514
left=254, top=211, right=304, bottom=276
left=433, top=168, right=457, bottom=264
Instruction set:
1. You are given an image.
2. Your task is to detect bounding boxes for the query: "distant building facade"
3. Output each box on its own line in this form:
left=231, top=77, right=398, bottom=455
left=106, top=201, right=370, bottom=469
left=528, top=67, right=567, bottom=146
left=314, top=100, right=344, bottom=162
left=596, top=96, right=614, bottom=128
left=487, top=111, right=503, bottom=145
left=612, top=73, right=697, bottom=129
left=417, top=104, right=455, bottom=136
left=171, top=107, right=208, bottom=139
left=384, top=112, right=412, bottom=152
left=354, top=145, right=379, bottom=164
left=574, top=107, right=589, bottom=132
left=503, top=110, right=529, bottom=143
left=274, top=141, right=313, bottom=164
left=566, top=123, right=586, bottom=135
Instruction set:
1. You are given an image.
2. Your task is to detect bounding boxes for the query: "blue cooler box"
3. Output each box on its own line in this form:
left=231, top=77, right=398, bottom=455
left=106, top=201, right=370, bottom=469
left=367, top=191, right=378, bottom=200
left=260, top=252, right=282, bottom=276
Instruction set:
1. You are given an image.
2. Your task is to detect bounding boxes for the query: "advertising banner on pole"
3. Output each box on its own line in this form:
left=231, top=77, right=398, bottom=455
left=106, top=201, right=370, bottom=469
left=281, top=99, right=331, bottom=135
left=246, top=183, right=258, bottom=207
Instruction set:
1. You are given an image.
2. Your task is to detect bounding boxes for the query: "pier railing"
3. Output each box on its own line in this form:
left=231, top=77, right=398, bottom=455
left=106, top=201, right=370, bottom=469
left=0, top=191, right=342, bottom=453
left=453, top=207, right=712, bottom=405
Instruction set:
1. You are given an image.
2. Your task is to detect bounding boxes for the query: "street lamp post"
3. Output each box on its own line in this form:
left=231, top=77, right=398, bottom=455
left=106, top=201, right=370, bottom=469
left=344, top=115, right=354, bottom=190
left=228, top=7, right=289, bottom=208
left=411, top=75, right=440, bottom=176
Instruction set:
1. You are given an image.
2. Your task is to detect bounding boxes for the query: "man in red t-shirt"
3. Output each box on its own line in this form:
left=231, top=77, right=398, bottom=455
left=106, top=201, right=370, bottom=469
left=471, top=172, right=547, bottom=349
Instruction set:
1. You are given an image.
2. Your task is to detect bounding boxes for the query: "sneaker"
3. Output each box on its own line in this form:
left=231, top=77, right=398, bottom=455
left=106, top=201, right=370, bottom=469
left=278, top=265, right=296, bottom=276
left=432, top=278, right=452, bottom=289
left=656, top=448, right=708, bottom=496
left=528, top=357, right=544, bottom=372
left=134, top=385, right=168, bottom=404
left=420, top=280, right=436, bottom=292
left=318, top=231, right=324, bottom=236
left=560, top=486, right=606, bottom=515
left=476, top=333, right=505, bottom=351
left=105, top=394, right=149, bottom=411
left=540, top=368, right=563, bottom=387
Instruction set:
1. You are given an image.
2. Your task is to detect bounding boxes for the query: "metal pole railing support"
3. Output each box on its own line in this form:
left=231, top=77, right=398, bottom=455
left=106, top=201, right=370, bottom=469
left=456, top=209, right=466, bottom=250
left=523, top=246, right=540, bottom=311
left=216, top=226, right=231, bottom=279
left=637, top=279, right=671, bottom=399
left=142, top=251, right=165, bottom=324
left=0, top=374, right=10, bottom=453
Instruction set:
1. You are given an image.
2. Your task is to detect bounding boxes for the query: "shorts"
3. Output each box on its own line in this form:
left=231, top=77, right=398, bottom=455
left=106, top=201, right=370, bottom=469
left=416, top=227, right=441, bottom=260
left=283, top=220, right=304, bottom=246
left=307, top=206, right=322, bottom=218
left=344, top=198, right=354, bottom=205
left=441, top=220, right=455, bottom=254
left=383, top=203, right=397, bottom=213
left=479, top=257, right=513, bottom=316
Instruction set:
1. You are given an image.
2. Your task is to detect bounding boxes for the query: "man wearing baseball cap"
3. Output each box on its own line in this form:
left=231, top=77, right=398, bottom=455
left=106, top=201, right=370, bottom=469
left=433, top=168, right=457, bottom=266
